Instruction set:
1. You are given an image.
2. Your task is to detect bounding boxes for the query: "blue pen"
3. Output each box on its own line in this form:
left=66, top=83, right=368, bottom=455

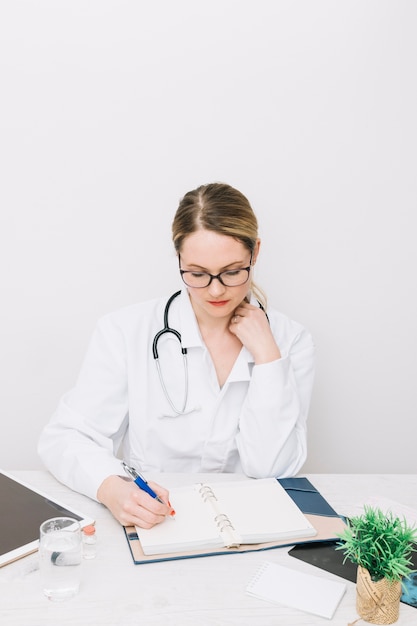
left=122, top=462, right=175, bottom=516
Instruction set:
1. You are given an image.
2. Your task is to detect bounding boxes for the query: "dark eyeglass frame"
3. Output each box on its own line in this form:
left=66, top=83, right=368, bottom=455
left=179, top=254, right=253, bottom=288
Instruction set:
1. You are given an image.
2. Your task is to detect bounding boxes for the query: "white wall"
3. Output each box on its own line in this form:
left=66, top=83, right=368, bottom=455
left=1, top=1, right=416, bottom=472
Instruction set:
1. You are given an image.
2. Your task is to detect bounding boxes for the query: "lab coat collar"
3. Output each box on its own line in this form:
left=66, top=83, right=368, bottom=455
left=177, top=288, right=205, bottom=348
left=177, top=288, right=254, bottom=382
left=227, top=345, right=253, bottom=382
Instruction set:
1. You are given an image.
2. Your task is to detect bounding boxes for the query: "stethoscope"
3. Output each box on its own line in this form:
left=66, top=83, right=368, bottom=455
left=152, top=290, right=189, bottom=415
left=152, top=290, right=268, bottom=416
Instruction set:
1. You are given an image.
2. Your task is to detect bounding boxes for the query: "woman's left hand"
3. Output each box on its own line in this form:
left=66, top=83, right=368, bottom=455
left=229, top=302, right=281, bottom=364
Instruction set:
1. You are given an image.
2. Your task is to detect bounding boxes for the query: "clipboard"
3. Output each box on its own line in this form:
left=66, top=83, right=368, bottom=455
left=0, top=470, right=95, bottom=567
left=123, top=477, right=347, bottom=564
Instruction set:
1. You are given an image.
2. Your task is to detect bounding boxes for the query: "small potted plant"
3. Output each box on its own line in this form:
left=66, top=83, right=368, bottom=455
left=337, top=506, right=417, bottom=624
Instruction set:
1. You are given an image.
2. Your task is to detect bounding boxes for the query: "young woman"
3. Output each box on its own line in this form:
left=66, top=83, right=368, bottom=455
left=38, top=183, right=315, bottom=529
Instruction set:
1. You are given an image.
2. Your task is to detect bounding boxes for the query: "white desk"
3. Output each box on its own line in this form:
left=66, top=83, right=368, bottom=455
left=1, top=472, right=416, bottom=626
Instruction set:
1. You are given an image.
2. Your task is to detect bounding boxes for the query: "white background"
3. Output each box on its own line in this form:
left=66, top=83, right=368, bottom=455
left=1, top=1, right=415, bottom=473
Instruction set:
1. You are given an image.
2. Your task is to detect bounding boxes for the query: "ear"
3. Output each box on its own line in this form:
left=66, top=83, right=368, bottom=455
left=251, top=239, right=261, bottom=264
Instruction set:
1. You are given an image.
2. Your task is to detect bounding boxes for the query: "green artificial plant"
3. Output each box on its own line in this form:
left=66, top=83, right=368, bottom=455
left=337, top=506, right=417, bottom=583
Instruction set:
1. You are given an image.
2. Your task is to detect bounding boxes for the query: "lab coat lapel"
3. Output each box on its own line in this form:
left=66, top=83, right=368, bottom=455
left=178, top=288, right=254, bottom=383
left=226, top=346, right=253, bottom=384
left=177, top=288, right=204, bottom=349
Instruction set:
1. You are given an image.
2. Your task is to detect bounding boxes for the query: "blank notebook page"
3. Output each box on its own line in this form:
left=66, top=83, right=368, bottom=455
left=137, top=486, right=223, bottom=554
left=211, top=478, right=316, bottom=542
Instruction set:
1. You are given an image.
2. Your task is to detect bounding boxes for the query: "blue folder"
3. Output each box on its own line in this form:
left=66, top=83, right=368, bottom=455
left=277, top=477, right=339, bottom=517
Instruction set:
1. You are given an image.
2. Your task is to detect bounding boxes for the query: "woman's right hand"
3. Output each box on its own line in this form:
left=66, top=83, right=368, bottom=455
left=97, top=475, right=172, bottom=528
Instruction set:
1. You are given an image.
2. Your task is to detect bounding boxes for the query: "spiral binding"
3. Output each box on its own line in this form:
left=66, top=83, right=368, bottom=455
left=197, top=483, right=239, bottom=546
left=214, top=513, right=235, bottom=532
left=247, top=562, right=269, bottom=589
left=198, top=484, right=218, bottom=503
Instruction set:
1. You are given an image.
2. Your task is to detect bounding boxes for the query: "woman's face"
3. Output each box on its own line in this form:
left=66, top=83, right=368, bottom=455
left=179, top=229, right=260, bottom=322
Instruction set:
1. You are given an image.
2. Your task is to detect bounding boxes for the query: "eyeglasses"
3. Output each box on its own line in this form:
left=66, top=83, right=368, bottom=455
left=179, top=255, right=252, bottom=289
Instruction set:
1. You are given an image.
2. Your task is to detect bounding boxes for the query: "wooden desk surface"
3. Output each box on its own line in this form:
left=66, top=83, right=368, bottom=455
left=1, top=471, right=416, bottom=626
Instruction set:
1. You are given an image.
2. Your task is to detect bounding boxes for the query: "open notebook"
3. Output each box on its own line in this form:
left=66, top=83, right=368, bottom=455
left=137, top=478, right=317, bottom=556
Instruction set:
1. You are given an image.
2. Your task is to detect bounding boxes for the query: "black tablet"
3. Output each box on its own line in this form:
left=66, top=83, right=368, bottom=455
left=0, top=470, right=94, bottom=567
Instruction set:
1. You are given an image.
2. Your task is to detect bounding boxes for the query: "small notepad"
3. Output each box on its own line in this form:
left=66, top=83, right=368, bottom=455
left=246, top=561, right=346, bottom=619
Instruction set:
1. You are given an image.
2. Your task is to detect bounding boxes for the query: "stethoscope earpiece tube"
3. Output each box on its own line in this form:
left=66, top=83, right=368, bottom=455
left=152, top=290, right=187, bottom=360
left=153, top=290, right=189, bottom=414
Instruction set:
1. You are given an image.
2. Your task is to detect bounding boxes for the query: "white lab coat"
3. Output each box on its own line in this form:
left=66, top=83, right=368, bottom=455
left=38, top=289, right=315, bottom=501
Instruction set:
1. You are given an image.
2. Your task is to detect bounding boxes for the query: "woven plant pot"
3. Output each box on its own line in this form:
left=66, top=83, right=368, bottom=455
left=356, top=566, right=401, bottom=624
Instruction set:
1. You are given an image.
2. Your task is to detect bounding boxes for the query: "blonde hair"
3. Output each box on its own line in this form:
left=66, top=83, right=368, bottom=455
left=172, top=183, right=266, bottom=307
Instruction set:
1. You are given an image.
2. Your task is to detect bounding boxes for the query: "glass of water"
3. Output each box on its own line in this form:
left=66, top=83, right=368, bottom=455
left=39, top=517, right=82, bottom=601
